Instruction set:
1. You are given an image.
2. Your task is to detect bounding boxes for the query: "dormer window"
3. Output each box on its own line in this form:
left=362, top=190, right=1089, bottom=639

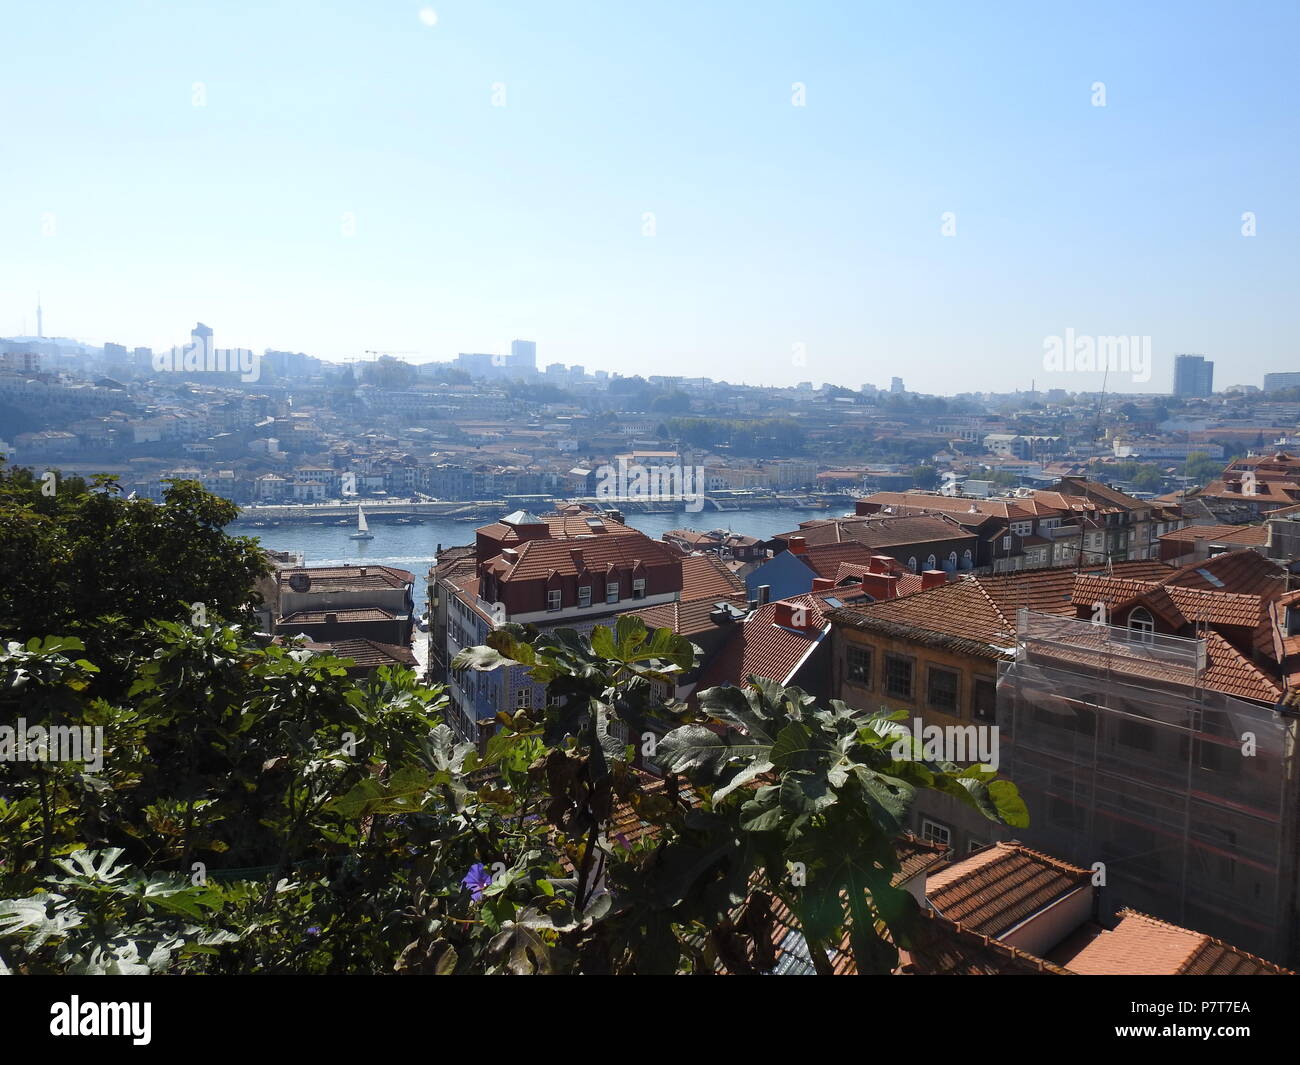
left=606, top=581, right=620, bottom=604
left=632, top=578, right=646, bottom=599
left=578, top=585, right=592, bottom=608
left=547, top=589, right=562, bottom=612
left=1128, top=607, right=1155, bottom=643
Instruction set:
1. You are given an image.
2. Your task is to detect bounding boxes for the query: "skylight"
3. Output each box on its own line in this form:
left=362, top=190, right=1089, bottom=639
left=1195, top=568, right=1225, bottom=588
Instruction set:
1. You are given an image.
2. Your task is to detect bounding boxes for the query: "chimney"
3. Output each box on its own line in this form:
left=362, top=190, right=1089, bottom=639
left=774, top=600, right=816, bottom=630
left=502, top=547, right=519, bottom=564
left=787, top=535, right=807, bottom=555
left=858, top=572, right=900, bottom=600
left=922, top=569, right=947, bottom=589
left=358, top=567, right=367, bottom=576
left=570, top=548, right=583, bottom=570
left=325, top=612, right=338, bottom=624
left=757, top=584, right=771, bottom=605
left=869, top=554, right=894, bottom=574
left=812, top=577, right=835, bottom=591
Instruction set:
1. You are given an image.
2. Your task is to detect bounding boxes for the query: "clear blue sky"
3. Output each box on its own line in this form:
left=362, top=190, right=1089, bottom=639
left=3, top=0, right=1297, bottom=394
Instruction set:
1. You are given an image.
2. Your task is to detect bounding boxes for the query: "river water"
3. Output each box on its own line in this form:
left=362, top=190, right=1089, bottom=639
left=234, top=505, right=849, bottom=613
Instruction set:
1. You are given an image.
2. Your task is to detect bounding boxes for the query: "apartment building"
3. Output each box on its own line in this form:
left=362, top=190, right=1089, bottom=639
left=828, top=548, right=1300, bottom=963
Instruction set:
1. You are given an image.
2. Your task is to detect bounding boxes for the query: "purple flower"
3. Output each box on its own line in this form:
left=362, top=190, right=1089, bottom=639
left=306, top=925, right=321, bottom=936
left=462, top=863, right=493, bottom=902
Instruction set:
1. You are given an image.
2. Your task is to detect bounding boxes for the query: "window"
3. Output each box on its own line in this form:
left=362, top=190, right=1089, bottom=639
left=925, top=553, right=937, bottom=571
left=1002, top=535, right=1012, bottom=550
left=962, top=548, right=973, bottom=569
left=1127, top=607, right=1155, bottom=642
left=947, top=551, right=958, bottom=572
left=907, top=556, right=918, bottom=573
left=547, top=589, right=562, bottom=612
left=515, top=687, right=531, bottom=709
left=632, top=577, right=646, bottom=600
left=927, top=667, right=960, bottom=714
left=884, top=654, right=914, bottom=700
left=846, top=646, right=872, bottom=687
left=967, top=839, right=985, bottom=853
left=578, top=585, right=592, bottom=608
left=606, top=581, right=620, bottom=604
left=921, top=819, right=952, bottom=848
left=973, top=678, right=996, bottom=722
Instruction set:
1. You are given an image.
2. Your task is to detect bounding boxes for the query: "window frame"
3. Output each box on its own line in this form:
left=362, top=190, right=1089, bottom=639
left=926, top=665, right=960, bottom=715
left=883, top=652, right=915, bottom=702
left=846, top=645, right=872, bottom=688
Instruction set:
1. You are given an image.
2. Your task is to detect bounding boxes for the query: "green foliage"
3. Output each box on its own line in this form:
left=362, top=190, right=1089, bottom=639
left=0, top=479, right=1029, bottom=974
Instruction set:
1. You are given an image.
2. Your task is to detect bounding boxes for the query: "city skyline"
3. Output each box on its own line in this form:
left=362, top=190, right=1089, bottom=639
left=4, top=1, right=1298, bottom=394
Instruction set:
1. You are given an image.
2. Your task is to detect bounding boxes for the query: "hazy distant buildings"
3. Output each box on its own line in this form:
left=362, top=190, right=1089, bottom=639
left=1263, top=371, right=1300, bottom=393
left=509, top=339, right=536, bottom=371
left=890, top=376, right=905, bottom=394
left=1172, top=353, right=1214, bottom=397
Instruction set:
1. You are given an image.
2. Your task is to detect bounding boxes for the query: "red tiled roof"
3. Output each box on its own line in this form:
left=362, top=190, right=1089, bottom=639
left=279, top=606, right=399, bottom=624
left=304, top=638, right=417, bottom=669
left=278, top=565, right=415, bottom=591
left=680, top=553, right=747, bottom=600
left=925, top=842, right=1091, bottom=938
left=1159, top=523, right=1270, bottom=546
left=777, top=513, right=977, bottom=550
left=621, top=594, right=748, bottom=638
left=1051, top=909, right=1291, bottom=975
left=483, top=532, right=680, bottom=582
left=698, top=587, right=870, bottom=689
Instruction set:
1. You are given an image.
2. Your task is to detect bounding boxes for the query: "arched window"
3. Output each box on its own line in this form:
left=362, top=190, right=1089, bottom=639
left=925, top=554, right=937, bottom=571
left=947, top=551, right=958, bottom=572
left=962, top=548, right=973, bottom=569
left=908, top=556, right=918, bottom=573
left=1128, top=607, right=1155, bottom=642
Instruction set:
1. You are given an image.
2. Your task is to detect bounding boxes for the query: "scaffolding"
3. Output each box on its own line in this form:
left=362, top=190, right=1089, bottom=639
left=998, top=609, right=1298, bottom=964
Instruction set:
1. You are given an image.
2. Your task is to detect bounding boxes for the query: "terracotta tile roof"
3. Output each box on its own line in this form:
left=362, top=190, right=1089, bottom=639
left=278, top=565, right=415, bottom=591
left=680, top=553, right=746, bottom=600
left=698, top=587, right=870, bottom=689
left=621, top=594, right=748, bottom=638
left=834, top=562, right=927, bottom=595
left=1163, top=548, right=1288, bottom=595
left=483, top=532, right=680, bottom=583
left=279, top=606, right=400, bottom=624
left=925, top=842, right=1091, bottom=938
left=897, top=909, right=1074, bottom=975
left=1051, top=909, right=1292, bottom=975
left=477, top=511, right=641, bottom=543
left=1159, top=523, right=1270, bottom=547
left=775, top=513, right=977, bottom=550
left=304, top=638, right=417, bottom=669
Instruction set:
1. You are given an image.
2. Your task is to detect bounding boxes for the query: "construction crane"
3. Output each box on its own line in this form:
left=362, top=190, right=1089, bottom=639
left=363, top=349, right=418, bottom=360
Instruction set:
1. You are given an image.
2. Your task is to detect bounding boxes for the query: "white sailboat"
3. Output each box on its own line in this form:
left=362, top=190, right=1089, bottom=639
left=349, top=504, right=375, bottom=540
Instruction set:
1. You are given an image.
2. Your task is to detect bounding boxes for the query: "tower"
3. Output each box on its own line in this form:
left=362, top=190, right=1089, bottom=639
left=36, top=294, right=42, bottom=339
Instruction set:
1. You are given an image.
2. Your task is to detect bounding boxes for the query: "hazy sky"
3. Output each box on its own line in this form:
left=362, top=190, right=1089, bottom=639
left=3, top=1, right=1297, bottom=394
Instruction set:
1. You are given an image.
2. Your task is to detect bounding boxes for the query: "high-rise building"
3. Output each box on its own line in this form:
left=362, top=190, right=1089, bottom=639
left=509, top=339, right=536, bottom=370
left=1172, top=353, right=1214, bottom=397
left=1263, top=371, right=1300, bottom=393
left=890, top=376, right=905, bottom=393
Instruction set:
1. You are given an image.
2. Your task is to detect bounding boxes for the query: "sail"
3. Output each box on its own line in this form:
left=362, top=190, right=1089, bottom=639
left=357, top=505, right=369, bottom=533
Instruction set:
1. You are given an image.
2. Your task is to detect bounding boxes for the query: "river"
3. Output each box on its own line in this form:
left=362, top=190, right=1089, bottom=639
left=233, top=505, right=849, bottom=613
